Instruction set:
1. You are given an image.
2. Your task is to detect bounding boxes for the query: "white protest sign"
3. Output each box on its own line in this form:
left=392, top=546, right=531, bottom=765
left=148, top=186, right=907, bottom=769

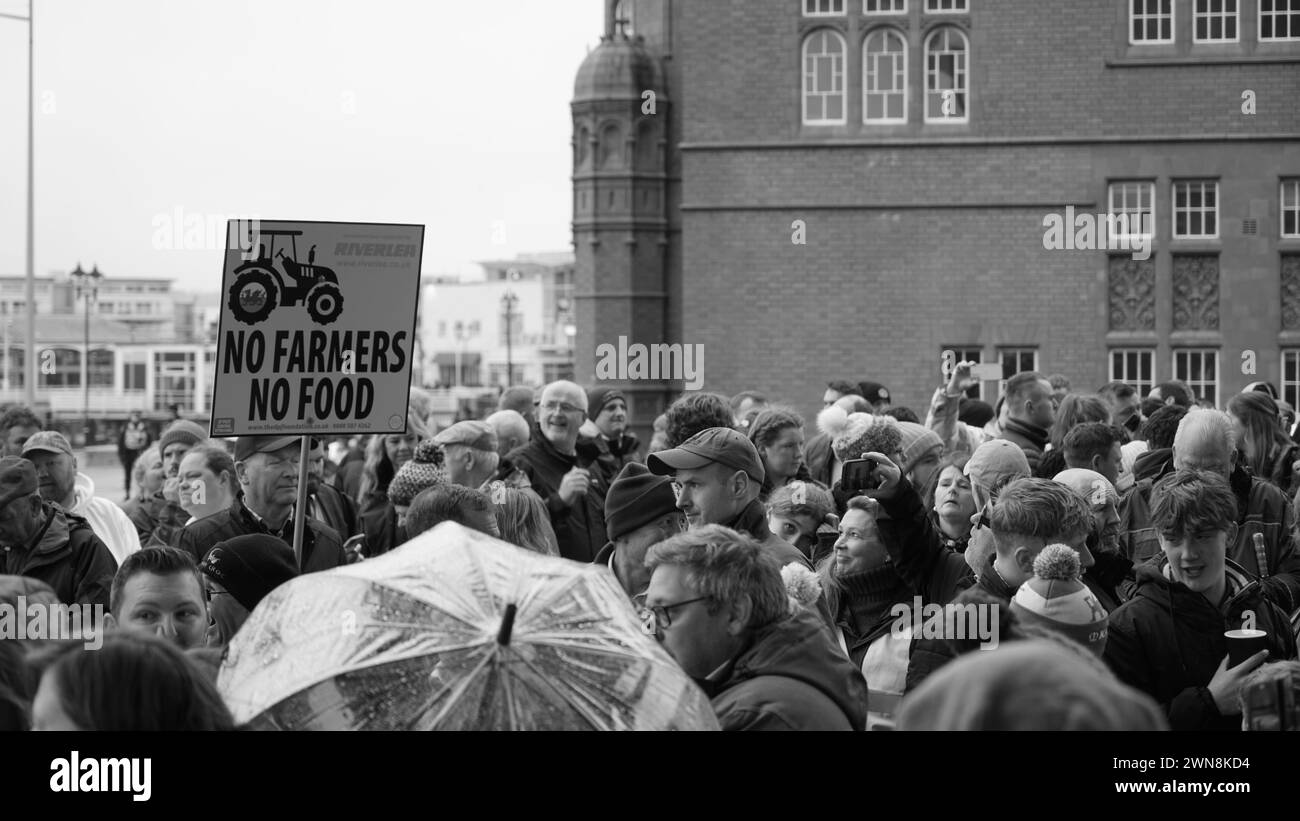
left=210, top=220, right=424, bottom=437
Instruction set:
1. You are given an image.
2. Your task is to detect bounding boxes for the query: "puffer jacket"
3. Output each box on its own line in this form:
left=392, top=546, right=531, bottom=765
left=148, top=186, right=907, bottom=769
left=704, top=608, right=869, bottom=731
left=0, top=504, right=116, bottom=607
left=1104, top=557, right=1298, bottom=731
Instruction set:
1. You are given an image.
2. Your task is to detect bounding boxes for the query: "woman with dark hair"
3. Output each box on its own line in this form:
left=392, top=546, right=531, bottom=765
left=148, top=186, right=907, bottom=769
left=747, top=407, right=809, bottom=501
left=920, top=452, right=977, bottom=552
left=29, top=632, right=235, bottom=731
left=1228, top=391, right=1299, bottom=495
left=356, top=415, right=427, bottom=556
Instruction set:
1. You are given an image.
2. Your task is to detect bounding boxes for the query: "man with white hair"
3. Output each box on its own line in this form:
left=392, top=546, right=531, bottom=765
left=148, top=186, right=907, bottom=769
left=1121, top=407, right=1300, bottom=612
left=434, top=421, right=501, bottom=493
left=1053, top=468, right=1130, bottom=611
left=484, top=409, right=533, bottom=491
left=505, top=381, right=608, bottom=562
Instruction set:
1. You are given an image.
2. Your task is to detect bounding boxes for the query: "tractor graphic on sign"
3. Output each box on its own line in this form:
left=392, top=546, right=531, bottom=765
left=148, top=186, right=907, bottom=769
left=228, top=229, right=344, bottom=325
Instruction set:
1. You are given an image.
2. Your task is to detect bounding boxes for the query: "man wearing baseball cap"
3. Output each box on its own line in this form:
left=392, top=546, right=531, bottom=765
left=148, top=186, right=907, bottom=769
left=23, top=431, right=140, bottom=567
left=434, top=420, right=501, bottom=492
left=176, top=436, right=347, bottom=573
left=594, top=462, right=686, bottom=599
left=0, top=456, right=116, bottom=607
left=648, top=427, right=811, bottom=569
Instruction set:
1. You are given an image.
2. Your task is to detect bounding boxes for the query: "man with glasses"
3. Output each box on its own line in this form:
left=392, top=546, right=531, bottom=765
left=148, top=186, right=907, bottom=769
left=199, top=534, right=299, bottom=647
left=639, top=524, right=867, bottom=731
left=177, top=436, right=348, bottom=573
left=506, top=381, right=608, bottom=562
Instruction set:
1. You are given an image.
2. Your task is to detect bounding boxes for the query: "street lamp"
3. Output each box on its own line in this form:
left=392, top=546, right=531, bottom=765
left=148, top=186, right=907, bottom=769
left=453, top=321, right=478, bottom=388
left=71, top=263, right=102, bottom=446
left=501, top=290, right=518, bottom=387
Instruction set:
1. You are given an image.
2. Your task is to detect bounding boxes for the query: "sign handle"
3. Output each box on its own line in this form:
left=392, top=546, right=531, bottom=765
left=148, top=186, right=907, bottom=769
left=292, top=435, right=310, bottom=569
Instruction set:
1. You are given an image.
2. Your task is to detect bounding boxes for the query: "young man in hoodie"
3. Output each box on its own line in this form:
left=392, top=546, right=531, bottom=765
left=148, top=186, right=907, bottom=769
left=642, top=524, right=868, bottom=731
left=22, top=431, right=140, bottom=566
left=1104, top=469, right=1298, bottom=731
left=0, top=457, right=116, bottom=607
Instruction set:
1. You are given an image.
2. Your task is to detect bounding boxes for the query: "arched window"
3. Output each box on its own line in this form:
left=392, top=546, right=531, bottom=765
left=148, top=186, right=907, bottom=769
left=803, top=29, right=846, bottom=125
left=863, top=28, right=907, bottom=123
left=925, top=26, right=968, bottom=122
left=598, top=123, right=623, bottom=168
left=575, top=125, right=590, bottom=168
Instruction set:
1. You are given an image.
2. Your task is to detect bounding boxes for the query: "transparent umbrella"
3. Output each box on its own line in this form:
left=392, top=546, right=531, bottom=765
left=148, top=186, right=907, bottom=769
left=217, top=522, right=718, bottom=730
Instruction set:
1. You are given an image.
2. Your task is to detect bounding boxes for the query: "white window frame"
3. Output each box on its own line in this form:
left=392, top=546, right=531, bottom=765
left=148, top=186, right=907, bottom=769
left=1173, top=348, right=1219, bottom=407
left=1108, top=180, right=1156, bottom=241
left=1282, top=178, right=1300, bottom=238
left=1109, top=349, right=1156, bottom=399
left=804, top=0, right=847, bottom=16
left=1282, top=349, right=1300, bottom=414
left=925, top=0, right=967, bottom=12
left=863, top=27, right=908, bottom=123
left=1260, top=0, right=1300, bottom=41
left=944, top=346, right=985, bottom=399
left=999, top=348, right=1038, bottom=379
left=924, top=27, right=969, bottom=124
left=803, top=30, right=848, bottom=125
left=1193, top=0, right=1239, bottom=43
left=864, top=0, right=907, bottom=14
left=1172, top=180, right=1220, bottom=239
left=1130, top=0, right=1175, bottom=44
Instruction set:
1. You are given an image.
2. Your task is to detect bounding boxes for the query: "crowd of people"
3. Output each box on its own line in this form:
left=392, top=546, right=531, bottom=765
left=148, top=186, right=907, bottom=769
left=3, top=367, right=1300, bottom=732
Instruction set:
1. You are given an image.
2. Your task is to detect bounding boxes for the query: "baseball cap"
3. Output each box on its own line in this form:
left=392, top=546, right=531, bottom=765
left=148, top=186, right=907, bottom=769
left=647, top=427, right=765, bottom=485
left=234, top=436, right=305, bottom=462
left=433, top=420, right=498, bottom=452
left=20, top=431, right=73, bottom=459
left=965, top=439, right=1030, bottom=492
left=0, top=457, right=39, bottom=510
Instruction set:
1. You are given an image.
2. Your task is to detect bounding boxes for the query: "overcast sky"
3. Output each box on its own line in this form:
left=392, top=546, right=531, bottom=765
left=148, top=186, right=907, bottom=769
left=0, top=0, right=603, bottom=293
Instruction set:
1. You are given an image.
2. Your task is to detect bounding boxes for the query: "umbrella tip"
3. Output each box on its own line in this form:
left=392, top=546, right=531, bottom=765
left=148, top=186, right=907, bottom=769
left=496, top=603, right=518, bottom=646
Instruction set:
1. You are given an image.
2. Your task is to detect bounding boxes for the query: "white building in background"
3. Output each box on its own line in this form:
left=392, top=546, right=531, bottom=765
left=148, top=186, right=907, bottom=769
left=417, top=253, right=576, bottom=394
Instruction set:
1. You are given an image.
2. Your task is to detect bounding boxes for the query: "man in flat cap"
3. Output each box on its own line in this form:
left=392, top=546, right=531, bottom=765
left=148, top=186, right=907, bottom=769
left=434, top=420, right=501, bottom=493
left=0, top=457, right=116, bottom=607
left=176, top=436, right=347, bottom=573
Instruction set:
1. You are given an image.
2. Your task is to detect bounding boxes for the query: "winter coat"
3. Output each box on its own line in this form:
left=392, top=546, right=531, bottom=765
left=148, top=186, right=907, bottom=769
left=176, top=497, right=347, bottom=573
left=998, top=417, right=1049, bottom=474
left=1104, top=558, right=1298, bottom=731
left=579, top=430, right=642, bottom=489
left=65, top=472, right=140, bottom=567
left=0, top=503, right=116, bottom=607
left=129, top=492, right=190, bottom=549
left=905, top=552, right=1015, bottom=693
left=507, top=429, right=609, bottom=563
left=873, top=478, right=974, bottom=607
left=704, top=608, right=869, bottom=731
left=804, top=432, right=835, bottom=486
left=724, top=498, right=813, bottom=570
left=312, top=482, right=361, bottom=540
left=357, top=490, right=405, bottom=557
left=119, top=420, right=151, bottom=456
left=1120, top=464, right=1300, bottom=613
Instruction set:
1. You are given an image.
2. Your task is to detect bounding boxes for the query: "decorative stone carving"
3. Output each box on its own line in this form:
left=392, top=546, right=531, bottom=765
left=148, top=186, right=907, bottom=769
left=1172, top=254, right=1219, bottom=331
left=1283, top=255, right=1300, bottom=330
left=1108, top=255, right=1155, bottom=331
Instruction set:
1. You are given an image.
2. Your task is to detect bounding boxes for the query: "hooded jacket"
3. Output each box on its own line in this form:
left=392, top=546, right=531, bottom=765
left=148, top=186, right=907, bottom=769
left=998, top=417, right=1049, bottom=473
left=1104, top=557, right=1298, bottom=731
left=705, top=608, right=869, bottom=731
left=0, top=503, right=116, bottom=607
left=175, top=496, right=347, bottom=573
left=507, top=427, right=609, bottom=563
left=66, top=472, right=140, bottom=567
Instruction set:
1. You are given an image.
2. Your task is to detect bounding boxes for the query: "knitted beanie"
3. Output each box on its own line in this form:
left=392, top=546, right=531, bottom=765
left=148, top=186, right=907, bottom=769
left=1009, top=544, right=1109, bottom=656
left=896, top=422, right=943, bottom=469
left=821, top=408, right=902, bottom=463
left=387, top=439, right=446, bottom=507
left=586, top=386, right=625, bottom=421
left=158, top=419, right=207, bottom=455
left=604, top=462, right=678, bottom=542
left=200, top=534, right=299, bottom=612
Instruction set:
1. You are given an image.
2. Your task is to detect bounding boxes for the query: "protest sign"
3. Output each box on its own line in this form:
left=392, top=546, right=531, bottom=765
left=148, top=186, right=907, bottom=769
left=211, top=220, right=424, bottom=438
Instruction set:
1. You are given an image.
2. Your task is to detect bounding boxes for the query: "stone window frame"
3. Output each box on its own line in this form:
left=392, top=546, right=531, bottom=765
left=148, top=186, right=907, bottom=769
left=1130, top=0, right=1176, bottom=44
left=805, top=0, right=848, bottom=16
left=1110, top=348, right=1157, bottom=397
left=1260, top=0, right=1300, bottom=40
left=1192, top=0, right=1240, bottom=43
left=1172, top=179, right=1220, bottom=239
left=864, top=0, right=908, bottom=14
left=1109, top=180, right=1158, bottom=243
left=925, top=0, right=967, bottom=12
left=1172, top=347, right=1219, bottom=406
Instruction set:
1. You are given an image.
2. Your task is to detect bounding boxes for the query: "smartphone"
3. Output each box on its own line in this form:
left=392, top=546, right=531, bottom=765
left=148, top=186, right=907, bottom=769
left=841, top=458, right=878, bottom=493
left=971, top=363, right=1003, bottom=382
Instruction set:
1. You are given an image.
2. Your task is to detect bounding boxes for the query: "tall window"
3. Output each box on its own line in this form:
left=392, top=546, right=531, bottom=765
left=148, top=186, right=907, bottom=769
left=1131, top=0, right=1174, bottom=43
left=803, top=30, right=847, bottom=124
left=123, top=360, right=146, bottom=391
left=39, top=349, right=81, bottom=388
left=999, top=348, right=1038, bottom=379
left=864, top=28, right=907, bottom=123
left=1261, top=0, right=1300, bottom=40
left=1108, top=181, right=1156, bottom=240
left=1173, top=180, right=1219, bottom=238
left=1282, top=178, right=1300, bottom=238
left=864, top=0, right=906, bottom=12
left=1283, top=350, right=1300, bottom=413
left=153, top=351, right=195, bottom=412
left=805, top=0, right=846, bottom=15
left=924, top=28, right=968, bottom=122
left=3, top=347, right=23, bottom=389
left=1194, top=0, right=1238, bottom=41
left=925, top=0, right=966, bottom=10
left=1173, top=349, right=1218, bottom=407
left=944, top=346, right=984, bottom=399
left=88, top=349, right=113, bottom=389
left=1110, top=349, right=1156, bottom=399
left=614, top=0, right=635, bottom=33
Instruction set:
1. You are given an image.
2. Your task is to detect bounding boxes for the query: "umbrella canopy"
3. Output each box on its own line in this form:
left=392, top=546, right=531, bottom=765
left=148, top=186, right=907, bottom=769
left=217, top=522, right=719, bottom=730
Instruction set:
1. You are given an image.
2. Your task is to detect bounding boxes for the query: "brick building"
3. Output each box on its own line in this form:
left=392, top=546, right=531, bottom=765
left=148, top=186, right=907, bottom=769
left=573, top=0, right=1300, bottom=434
